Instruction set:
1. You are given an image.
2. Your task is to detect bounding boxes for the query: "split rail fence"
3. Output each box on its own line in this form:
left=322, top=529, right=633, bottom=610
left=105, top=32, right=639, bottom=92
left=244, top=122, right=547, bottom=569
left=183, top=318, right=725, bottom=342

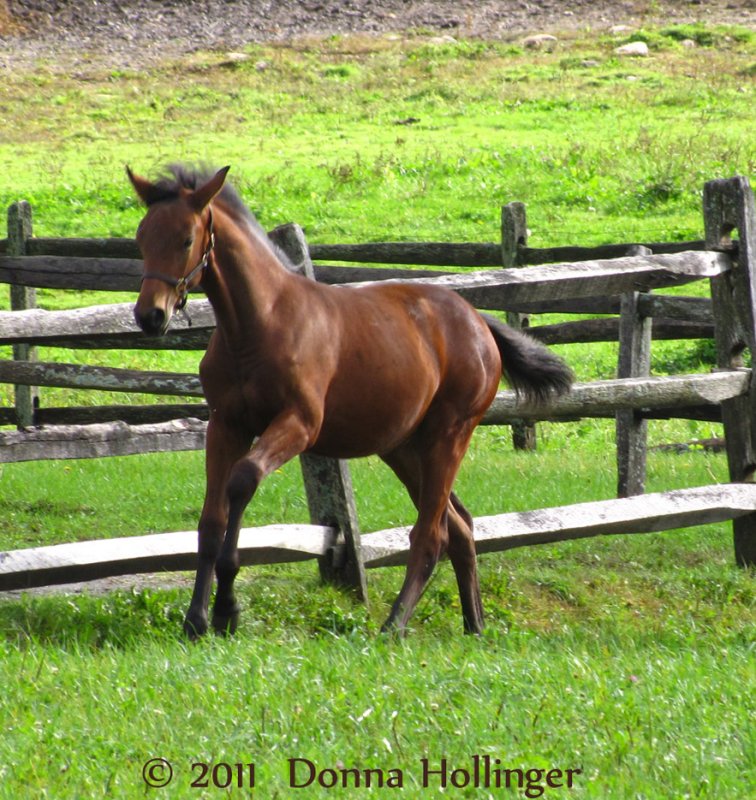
left=1, top=175, right=754, bottom=596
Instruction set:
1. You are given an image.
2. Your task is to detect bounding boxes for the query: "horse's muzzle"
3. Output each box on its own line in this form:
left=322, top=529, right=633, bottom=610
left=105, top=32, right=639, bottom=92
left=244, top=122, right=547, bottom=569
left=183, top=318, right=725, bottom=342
left=134, top=306, right=168, bottom=337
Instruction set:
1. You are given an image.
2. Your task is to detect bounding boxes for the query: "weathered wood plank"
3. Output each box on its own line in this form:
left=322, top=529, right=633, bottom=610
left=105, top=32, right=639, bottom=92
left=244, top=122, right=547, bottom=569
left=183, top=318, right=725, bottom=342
left=529, top=317, right=713, bottom=345
left=7, top=201, right=37, bottom=428
left=706, top=175, right=756, bottom=567
left=2, top=367, right=746, bottom=426
left=319, top=253, right=729, bottom=308
left=0, top=299, right=215, bottom=347
left=24, top=331, right=213, bottom=351
left=35, top=403, right=209, bottom=426
left=520, top=239, right=710, bottom=265
left=637, top=294, right=713, bottom=323
left=23, top=238, right=499, bottom=267
left=17, top=236, right=717, bottom=268
left=0, top=255, right=727, bottom=338
left=0, top=253, right=449, bottom=293
left=0, top=418, right=208, bottom=463
left=457, top=294, right=712, bottom=318
left=350, top=252, right=731, bottom=309
left=301, top=453, right=368, bottom=600
left=483, top=371, right=750, bottom=423
left=360, top=251, right=731, bottom=307
left=616, top=278, right=652, bottom=497
left=0, top=523, right=334, bottom=591
left=309, top=241, right=502, bottom=266
left=0, top=255, right=144, bottom=291
left=314, top=263, right=449, bottom=285
left=0, top=298, right=714, bottom=350
left=0, top=360, right=203, bottom=397
left=359, top=484, right=756, bottom=568
left=26, top=237, right=140, bottom=259
left=642, top=405, right=722, bottom=422
left=501, top=202, right=535, bottom=450
left=6, top=483, right=753, bottom=590
left=2, top=239, right=734, bottom=290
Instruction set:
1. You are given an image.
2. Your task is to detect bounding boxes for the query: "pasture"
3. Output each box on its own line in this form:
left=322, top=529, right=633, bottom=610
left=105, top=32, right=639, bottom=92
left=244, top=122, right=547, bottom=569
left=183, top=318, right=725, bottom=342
left=0, top=21, right=755, bottom=799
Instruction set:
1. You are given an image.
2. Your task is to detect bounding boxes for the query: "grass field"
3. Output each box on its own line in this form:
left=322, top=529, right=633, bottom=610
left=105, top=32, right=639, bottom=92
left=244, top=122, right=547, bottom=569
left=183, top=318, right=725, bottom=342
left=0, top=22, right=755, bottom=799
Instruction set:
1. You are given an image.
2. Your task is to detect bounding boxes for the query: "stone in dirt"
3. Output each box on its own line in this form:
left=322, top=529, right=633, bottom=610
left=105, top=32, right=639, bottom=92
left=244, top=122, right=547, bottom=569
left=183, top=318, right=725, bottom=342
left=615, top=41, right=650, bottom=56
left=523, top=33, right=558, bottom=50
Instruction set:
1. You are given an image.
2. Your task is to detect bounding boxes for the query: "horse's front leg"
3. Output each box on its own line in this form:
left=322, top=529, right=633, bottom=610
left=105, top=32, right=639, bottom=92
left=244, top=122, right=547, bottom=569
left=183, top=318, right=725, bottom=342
left=211, top=410, right=315, bottom=635
left=184, top=418, right=251, bottom=639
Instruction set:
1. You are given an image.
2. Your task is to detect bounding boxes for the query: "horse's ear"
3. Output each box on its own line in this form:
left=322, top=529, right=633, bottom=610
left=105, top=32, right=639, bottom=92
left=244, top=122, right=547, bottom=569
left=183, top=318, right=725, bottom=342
left=126, top=166, right=163, bottom=206
left=189, top=166, right=231, bottom=212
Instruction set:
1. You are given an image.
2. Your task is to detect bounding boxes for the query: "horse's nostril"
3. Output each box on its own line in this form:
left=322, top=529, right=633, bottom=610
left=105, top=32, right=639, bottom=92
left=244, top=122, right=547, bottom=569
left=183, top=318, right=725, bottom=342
left=135, top=307, right=167, bottom=336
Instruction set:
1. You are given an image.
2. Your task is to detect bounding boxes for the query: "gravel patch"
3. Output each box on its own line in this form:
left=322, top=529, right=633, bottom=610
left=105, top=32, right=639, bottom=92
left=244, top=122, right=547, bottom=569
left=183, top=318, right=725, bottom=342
left=2, top=0, right=754, bottom=71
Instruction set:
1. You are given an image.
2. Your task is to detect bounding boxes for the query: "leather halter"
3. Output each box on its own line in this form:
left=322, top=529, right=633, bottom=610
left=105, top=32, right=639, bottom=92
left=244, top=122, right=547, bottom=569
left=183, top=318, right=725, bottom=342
left=141, top=208, right=215, bottom=310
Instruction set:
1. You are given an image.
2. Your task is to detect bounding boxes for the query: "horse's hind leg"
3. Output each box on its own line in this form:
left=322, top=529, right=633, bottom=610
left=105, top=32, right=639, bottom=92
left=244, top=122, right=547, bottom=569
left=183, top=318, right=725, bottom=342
left=448, top=492, right=484, bottom=634
left=380, top=424, right=477, bottom=634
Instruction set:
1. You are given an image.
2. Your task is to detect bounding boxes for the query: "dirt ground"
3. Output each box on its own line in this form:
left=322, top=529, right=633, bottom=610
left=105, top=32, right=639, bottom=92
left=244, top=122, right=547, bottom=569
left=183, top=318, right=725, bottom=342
left=2, top=0, right=755, bottom=70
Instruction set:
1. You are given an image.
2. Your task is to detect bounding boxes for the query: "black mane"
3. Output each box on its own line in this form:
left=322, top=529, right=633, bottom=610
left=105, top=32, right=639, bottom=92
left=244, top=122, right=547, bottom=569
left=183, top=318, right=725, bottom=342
left=148, top=164, right=295, bottom=268
left=150, top=164, right=262, bottom=229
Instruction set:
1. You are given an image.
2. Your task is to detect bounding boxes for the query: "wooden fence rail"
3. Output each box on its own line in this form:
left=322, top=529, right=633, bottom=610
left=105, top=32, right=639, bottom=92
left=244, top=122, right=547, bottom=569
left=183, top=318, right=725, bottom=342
left=0, top=370, right=745, bottom=465
left=0, top=249, right=733, bottom=435
left=1, top=175, right=754, bottom=597
left=3, top=482, right=756, bottom=592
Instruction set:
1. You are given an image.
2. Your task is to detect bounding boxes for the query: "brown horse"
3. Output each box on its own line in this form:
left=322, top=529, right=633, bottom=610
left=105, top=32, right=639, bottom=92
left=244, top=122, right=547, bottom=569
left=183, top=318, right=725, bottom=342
left=128, top=165, right=572, bottom=637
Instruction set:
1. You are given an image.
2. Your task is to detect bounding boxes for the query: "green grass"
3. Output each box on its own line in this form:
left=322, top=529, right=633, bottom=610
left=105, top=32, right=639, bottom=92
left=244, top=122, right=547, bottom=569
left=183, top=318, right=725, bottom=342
left=1, top=25, right=754, bottom=246
left=0, top=624, right=753, bottom=798
left=0, top=22, right=755, bottom=799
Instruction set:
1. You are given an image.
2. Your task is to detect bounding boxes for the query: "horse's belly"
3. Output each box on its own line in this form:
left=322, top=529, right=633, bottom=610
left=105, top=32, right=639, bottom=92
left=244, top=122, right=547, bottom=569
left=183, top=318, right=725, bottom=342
left=312, top=396, right=430, bottom=458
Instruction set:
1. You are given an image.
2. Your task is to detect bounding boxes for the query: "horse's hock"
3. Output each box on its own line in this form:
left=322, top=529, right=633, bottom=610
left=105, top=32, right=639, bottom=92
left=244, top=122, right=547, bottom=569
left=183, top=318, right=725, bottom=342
left=0, top=175, right=754, bottom=596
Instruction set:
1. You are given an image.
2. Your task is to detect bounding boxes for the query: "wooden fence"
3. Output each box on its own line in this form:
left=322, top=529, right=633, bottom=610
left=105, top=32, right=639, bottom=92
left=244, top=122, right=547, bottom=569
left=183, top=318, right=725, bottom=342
left=1, top=175, right=754, bottom=595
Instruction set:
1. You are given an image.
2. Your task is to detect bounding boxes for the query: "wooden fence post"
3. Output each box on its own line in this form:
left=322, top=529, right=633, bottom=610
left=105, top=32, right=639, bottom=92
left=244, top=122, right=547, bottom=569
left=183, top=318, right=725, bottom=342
left=616, top=246, right=653, bottom=497
left=704, top=176, right=756, bottom=567
left=501, top=202, right=536, bottom=450
left=268, top=223, right=369, bottom=601
left=7, top=201, right=38, bottom=428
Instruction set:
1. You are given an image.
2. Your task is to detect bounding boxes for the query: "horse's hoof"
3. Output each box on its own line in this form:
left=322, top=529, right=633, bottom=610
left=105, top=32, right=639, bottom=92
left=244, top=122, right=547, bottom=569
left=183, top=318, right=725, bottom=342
left=211, top=605, right=241, bottom=636
left=183, top=614, right=208, bottom=640
left=379, top=618, right=408, bottom=638
left=463, top=621, right=484, bottom=636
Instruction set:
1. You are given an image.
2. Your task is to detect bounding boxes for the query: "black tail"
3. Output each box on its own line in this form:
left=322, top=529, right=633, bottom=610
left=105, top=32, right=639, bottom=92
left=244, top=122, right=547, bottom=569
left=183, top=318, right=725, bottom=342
left=483, top=314, right=573, bottom=404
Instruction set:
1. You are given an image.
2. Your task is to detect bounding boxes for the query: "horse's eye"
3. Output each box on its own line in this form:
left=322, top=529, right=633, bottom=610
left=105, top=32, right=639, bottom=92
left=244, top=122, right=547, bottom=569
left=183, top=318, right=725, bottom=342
left=183, top=237, right=194, bottom=250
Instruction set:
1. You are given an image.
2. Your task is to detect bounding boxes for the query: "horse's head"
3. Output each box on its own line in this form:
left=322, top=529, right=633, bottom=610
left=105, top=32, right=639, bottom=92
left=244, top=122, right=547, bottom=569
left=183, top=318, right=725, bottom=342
left=127, top=165, right=230, bottom=335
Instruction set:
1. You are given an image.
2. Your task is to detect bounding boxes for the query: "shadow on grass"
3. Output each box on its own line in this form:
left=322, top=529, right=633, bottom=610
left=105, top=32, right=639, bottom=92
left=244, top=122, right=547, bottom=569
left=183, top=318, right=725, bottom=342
left=0, top=588, right=187, bottom=649
left=0, top=566, right=375, bottom=650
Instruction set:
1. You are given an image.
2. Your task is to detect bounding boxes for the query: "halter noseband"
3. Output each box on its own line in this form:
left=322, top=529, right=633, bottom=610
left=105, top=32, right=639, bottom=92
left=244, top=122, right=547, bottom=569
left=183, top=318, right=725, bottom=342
left=141, top=208, right=215, bottom=310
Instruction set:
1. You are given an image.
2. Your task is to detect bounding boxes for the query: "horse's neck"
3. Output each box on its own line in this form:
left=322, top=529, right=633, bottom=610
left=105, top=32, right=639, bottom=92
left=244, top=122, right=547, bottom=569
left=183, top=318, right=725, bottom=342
left=202, top=216, right=291, bottom=344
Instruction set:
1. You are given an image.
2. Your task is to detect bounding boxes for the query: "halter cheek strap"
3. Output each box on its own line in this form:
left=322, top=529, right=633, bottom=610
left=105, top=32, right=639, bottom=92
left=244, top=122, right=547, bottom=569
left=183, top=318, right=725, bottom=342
left=141, top=209, right=215, bottom=310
